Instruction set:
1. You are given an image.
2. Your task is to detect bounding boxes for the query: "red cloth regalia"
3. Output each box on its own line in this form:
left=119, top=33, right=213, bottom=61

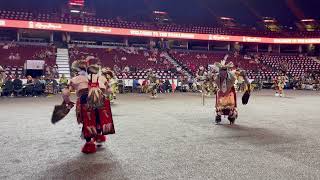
left=213, top=60, right=250, bottom=125
left=77, top=96, right=115, bottom=139
left=63, top=63, right=115, bottom=154
left=215, top=87, right=238, bottom=117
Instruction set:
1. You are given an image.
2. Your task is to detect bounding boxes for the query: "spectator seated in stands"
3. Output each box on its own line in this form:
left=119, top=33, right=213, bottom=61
left=44, top=64, right=59, bottom=78
left=201, top=54, right=207, bottom=59
left=291, top=76, right=300, bottom=90
left=123, top=65, right=130, bottom=73
left=113, top=55, right=119, bottom=63
left=113, top=65, right=121, bottom=74
left=24, top=75, right=34, bottom=96
left=12, top=76, right=23, bottom=96
left=163, top=59, right=169, bottom=65
left=158, top=80, right=165, bottom=93
left=45, top=65, right=51, bottom=76
left=314, top=79, right=320, bottom=91
left=8, top=53, right=15, bottom=60
left=132, top=78, right=141, bottom=93
left=122, top=72, right=128, bottom=79
left=39, top=76, right=46, bottom=86
left=189, top=63, right=196, bottom=72
left=164, top=79, right=172, bottom=93
left=121, top=56, right=127, bottom=61
left=15, top=53, right=21, bottom=60
left=45, top=77, right=59, bottom=95
left=152, top=57, right=157, bottom=62
left=59, top=74, right=68, bottom=90
left=33, top=78, right=44, bottom=97
left=2, top=76, right=13, bottom=96
left=52, top=65, right=59, bottom=78
left=160, top=52, right=166, bottom=58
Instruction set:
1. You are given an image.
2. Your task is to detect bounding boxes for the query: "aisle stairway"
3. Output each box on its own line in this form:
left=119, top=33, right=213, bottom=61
left=56, top=48, right=71, bottom=78
left=163, top=51, right=192, bottom=77
left=310, top=56, right=320, bottom=64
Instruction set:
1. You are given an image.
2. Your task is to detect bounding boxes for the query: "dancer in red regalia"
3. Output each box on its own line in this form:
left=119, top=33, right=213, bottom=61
left=61, top=62, right=115, bottom=154
left=213, top=60, right=251, bottom=125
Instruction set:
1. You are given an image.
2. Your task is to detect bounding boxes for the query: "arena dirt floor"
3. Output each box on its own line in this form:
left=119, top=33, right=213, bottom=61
left=1, top=90, right=320, bottom=180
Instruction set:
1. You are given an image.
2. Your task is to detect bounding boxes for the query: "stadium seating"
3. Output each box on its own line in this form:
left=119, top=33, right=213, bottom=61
left=259, top=55, right=320, bottom=77
left=69, top=46, right=177, bottom=79
left=170, top=50, right=320, bottom=80
left=1, top=10, right=320, bottom=38
left=168, top=50, right=272, bottom=79
left=0, top=43, right=56, bottom=77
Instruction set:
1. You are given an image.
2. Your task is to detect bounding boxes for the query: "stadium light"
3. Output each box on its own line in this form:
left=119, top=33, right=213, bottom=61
left=220, top=17, right=234, bottom=20
left=69, top=0, right=84, bottom=7
left=153, top=11, right=167, bottom=15
left=301, top=19, right=315, bottom=22
left=263, top=19, right=276, bottom=23
left=70, top=10, right=80, bottom=13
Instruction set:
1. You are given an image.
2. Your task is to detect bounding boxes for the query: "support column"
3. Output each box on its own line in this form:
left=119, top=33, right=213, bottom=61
left=67, top=33, right=71, bottom=43
left=187, top=41, right=189, bottom=50
left=278, top=45, right=281, bottom=54
left=298, top=45, right=302, bottom=54
left=17, top=31, right=20, bottom=42
left=124, top=38, right=129, bottom=46
left=256, top=44, right=259, bottom=53
left=207, top=42, right=210, bottom=51
left=227, top=43, right=231, bottom=51
left=50, top=32, right=54, bottom=42
left=268, top=45, right=272, bottom=53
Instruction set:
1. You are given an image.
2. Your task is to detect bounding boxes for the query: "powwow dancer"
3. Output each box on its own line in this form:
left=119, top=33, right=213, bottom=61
left=0, top=66, right=6, bottom=94
left=235, top=71, right=246, bottom=92
left=147, top=69, right=158, bottom=98
left=58, top=62, right=115, bottom=154
left=274, top=73, right=287, bottom=97
left=102, top=67, right=118, bottom=102
left=203, top=69, right=217, bottom=96
left=214, top=60, right=251, bottom=125
left=195, top=65, right=207, bottom=93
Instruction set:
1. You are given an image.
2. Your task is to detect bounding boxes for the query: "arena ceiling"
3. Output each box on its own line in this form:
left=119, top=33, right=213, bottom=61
left=0, top=0, right=319, bottom=27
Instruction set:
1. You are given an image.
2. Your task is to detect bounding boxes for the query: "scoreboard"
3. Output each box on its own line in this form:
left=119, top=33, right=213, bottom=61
left=69, top=0, right=85, bottom=7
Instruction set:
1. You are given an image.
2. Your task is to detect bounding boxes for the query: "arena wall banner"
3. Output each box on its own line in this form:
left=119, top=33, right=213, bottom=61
left=1, top=19, right=320, bottom=44
left=25, top=60, right=45, bottom=70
